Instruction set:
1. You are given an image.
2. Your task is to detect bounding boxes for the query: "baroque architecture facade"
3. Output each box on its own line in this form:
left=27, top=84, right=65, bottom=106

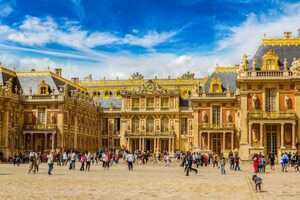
left=1, top=31, right=300, bottom=160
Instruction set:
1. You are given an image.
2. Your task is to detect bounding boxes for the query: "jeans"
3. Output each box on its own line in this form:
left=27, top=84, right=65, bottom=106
left=48, top=163, right=53, bottom=174
left=234, top=163, right=240, bottom=171
left=221, top=165, right=226, bottom=174
left=128, top=161, right=133, bottom=170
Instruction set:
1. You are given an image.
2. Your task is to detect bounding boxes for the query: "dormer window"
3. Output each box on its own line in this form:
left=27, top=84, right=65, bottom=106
left=209, top=77, right=222, bottom=93
left=38, top=80, right=49, bottom=95
left=266, top=59, right=275, bottom=70
left=103, top=90, right=111, bottom=99
left=262, top=49, right=279, bottom=71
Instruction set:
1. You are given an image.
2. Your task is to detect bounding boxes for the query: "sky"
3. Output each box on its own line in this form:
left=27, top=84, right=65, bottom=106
left=0, top=0, right=300, bottom=79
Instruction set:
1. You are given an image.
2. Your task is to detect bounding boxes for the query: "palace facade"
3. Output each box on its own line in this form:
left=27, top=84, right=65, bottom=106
left=1, top=31, right=300, bottom=160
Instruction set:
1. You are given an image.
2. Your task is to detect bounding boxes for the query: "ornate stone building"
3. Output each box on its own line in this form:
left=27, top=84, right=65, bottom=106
left=0, top=67, right=101, bottom=159
left=1, top=31, right=300, bottom=160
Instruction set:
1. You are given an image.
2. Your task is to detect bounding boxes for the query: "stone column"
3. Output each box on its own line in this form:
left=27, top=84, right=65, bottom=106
left=139, top=138, right=141, bottom=150
left=31, top=133, right=34, bottom=150
left=292, top=123, right=296, bottom=149
left=52, top=133, right=55, bottom=151
left=248, top=123, right=252, bottom=147
left=154, top=137, right=157, bottom=151
left=45, top=133, right=48, bottom=151
left=168, top=137, right=171, bottom=153
left=199, top=132, right=202, bottom=150
left=231, top=132, right=234, bottom=151
left=260, top=123, right=263, bottom=148
left=223, top=132, right=226, bottom=151
left=157, top=138, right=160, bottom=152
left=74, top=115, right=78, bottom=149
left=281, top=123, right=284, bottom=148
left=208, top=132, right=210, bottom=150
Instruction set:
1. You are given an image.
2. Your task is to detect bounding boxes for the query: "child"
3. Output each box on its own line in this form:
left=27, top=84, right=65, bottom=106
left=252, top=175, right=262, bottom=192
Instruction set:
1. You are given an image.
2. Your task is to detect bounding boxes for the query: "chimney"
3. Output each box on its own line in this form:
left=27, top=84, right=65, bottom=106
left=54, top=68, right=62, bottom=76
left=298, top=29, right=300, bottom=38
left=71, top=77, right=79, bottom=84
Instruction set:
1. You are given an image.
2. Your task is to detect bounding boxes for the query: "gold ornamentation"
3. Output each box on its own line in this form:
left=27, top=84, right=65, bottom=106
left=199, top=123, right=234, bottom=130
left=262, top=38, right=300, bottom=46
left=38, top=80, right=49, bottom=95
left=181, top=71, right=195, bottom=79
left=261, top=49, right=279, bottom=71
left=214, top=66, right=239, bottom=73
left=131, top=72, right=144, bottom=80
left=249, top=112, right=296, bottom=120
left=209, top=77, right=222, bottom=93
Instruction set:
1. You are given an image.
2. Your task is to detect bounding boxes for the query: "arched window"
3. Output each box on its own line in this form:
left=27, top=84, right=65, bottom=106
left=132, top=116, right=139, bottom=133
left=146, top=116, right=154, bottom=132
left=161, top=116, right=169, bottom=132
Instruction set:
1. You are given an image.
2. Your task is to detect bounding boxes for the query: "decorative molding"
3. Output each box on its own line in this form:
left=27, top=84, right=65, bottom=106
left=262, top=38, right=300, bottom=46
left=209, top=77, right=222, bottom=93
left=261, top=49, right=279, bottom=71
left=214, top=66, right=239, bottom=73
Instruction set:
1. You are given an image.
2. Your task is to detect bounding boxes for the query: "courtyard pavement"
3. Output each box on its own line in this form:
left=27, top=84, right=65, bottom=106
left=0, top=161, right=299, bottom=200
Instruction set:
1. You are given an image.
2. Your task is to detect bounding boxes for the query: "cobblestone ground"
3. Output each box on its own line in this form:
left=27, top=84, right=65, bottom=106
left=0, top=161, right=299, bottom=200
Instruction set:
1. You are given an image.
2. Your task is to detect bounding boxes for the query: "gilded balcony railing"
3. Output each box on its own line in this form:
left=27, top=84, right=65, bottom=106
left=245, top=70, right=293, bottom=78
left=248, top=112, right=296, bottom=120
left=23, top=124, right=57, bottom=130
left=125, top=131, right=175, bottom=136
left=199, top=123, right=235, bottom=130
left=198, top=93, right=235, bottom=98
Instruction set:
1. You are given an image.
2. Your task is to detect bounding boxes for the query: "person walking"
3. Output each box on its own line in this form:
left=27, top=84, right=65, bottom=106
left=268, top=152, right=275, bottom=171
left=47, top=151, right=54, bottom=175
left=186, top=151, right=198, bottom=176
left=126, top=151, right=134, bottom=170
left=63, top=152, right=68, bottom=166
left=70, top=151, right=76, bottom=170
left=220, top=154, right=226, bottom=175
left=28, top=150, right=37, bottom=174
left=80, top=154, right=86, bottom=171
left=234, top=154, right=240, bottom=171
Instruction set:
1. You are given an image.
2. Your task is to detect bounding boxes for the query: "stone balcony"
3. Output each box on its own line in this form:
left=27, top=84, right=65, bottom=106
left=125, top=131, right=175, bottom=137
left=248, top=111, right=297, bottom=120
left=199, top=123, right=235, bottom=130
left=194, top=92, right=235, bottom=99
left=23, top=124, right=57, bottom=131
left=23, top=94, right=64, bottom=101
left=239, top=70, right=293, bottom=80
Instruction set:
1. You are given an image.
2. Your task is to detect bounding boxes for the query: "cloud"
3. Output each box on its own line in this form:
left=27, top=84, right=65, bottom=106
left=1, top=16, right=178, bottom=50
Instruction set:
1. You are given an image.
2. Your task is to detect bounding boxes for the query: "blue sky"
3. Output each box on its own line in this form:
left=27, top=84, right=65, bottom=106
left=0, top=0, right=300, bottom=79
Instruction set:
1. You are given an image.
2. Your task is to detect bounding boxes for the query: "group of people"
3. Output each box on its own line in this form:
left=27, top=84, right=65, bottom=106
left=252, top=151, right=300, bottom=174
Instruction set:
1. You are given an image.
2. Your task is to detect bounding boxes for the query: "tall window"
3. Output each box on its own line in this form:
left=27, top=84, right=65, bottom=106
left=132, top=98, right=140, bottom=109
left=161, top=98, right=169, bottom=108
left=266, top=59, right=275, bottom=70
left=37, top=108, right=46, bottom=124
left=114, top=118, right=120, bottom=132
left=266, top=89, right=277, bottom=112
left=40, top=87, right=47, bottom=95
left=212, top=106, right=220, bottom=125
left=132, top=116, right=139, bottom=132
left=181, top=117, right=188, bottom=134
left=146, top=98, right=154, bottom=109
left=146, top=116, right=154, bottom=132
left=161, top=116, right=169, bottom=132
left=102, top=118, right=108, bottom=135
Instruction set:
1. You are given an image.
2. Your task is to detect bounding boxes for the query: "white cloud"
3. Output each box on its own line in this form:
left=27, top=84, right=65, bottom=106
left=1, top=16, right=178, bottom=50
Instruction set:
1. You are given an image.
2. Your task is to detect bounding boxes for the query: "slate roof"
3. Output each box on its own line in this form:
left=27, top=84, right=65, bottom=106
left=248, top=45, right=300, bottom=70
left=16, top=73, right=59, bottom=95
left=96, top=94, right=122, bottom=108
left=204, top=71, right=237, bottom=93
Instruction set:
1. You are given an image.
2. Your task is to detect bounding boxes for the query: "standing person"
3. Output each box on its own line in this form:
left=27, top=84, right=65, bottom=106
left=86, top=153, right=91, bottom=171
left=252, top=154, right=259, bottom=173
left=234, top=154, right=240, bottom=171
left=186, top=151, right=198, bottom=176
left=281, top=152, right=288, bottom=172
left=126, top=151, right=134, bottom=170
left=103, top=152, right=110, bottom=170
left=93, top=152, right=98, bottom=164
left=47, top=151, right=54, bottom=175
left=229, top=154, right=234, bottom=170
left=28, top=150, right=37, bottom=174
left=70, top=151, right=76, bottom=170
left=165, top=153, right=170, bottom=167
left=63, top=152, right=68, bottom=166
left=220, top=154, right=226, bottom=175
left=268, top=152, right=275, bottom=171
left=80, top=154, right=86, bottom=171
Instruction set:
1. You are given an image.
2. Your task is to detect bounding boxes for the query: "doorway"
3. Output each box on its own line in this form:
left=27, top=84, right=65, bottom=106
left=211, top=133, right=222, bottom=154
left=266, top=125, right=277, bottom=155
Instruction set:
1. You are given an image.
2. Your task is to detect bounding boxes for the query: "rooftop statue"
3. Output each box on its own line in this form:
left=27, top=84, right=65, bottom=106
left=131, top=72, right=144, bottom=80
left=181, top=71, right=195, bottom=80
left=290, top=58, right=300, bottom=76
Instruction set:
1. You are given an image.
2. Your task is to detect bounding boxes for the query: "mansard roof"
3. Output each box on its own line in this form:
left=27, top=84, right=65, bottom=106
left=248, top=45, right=300, bottom=70
left=204, top=67, right=237, bottom=93
left=96, top=94, right=122, bottom=108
